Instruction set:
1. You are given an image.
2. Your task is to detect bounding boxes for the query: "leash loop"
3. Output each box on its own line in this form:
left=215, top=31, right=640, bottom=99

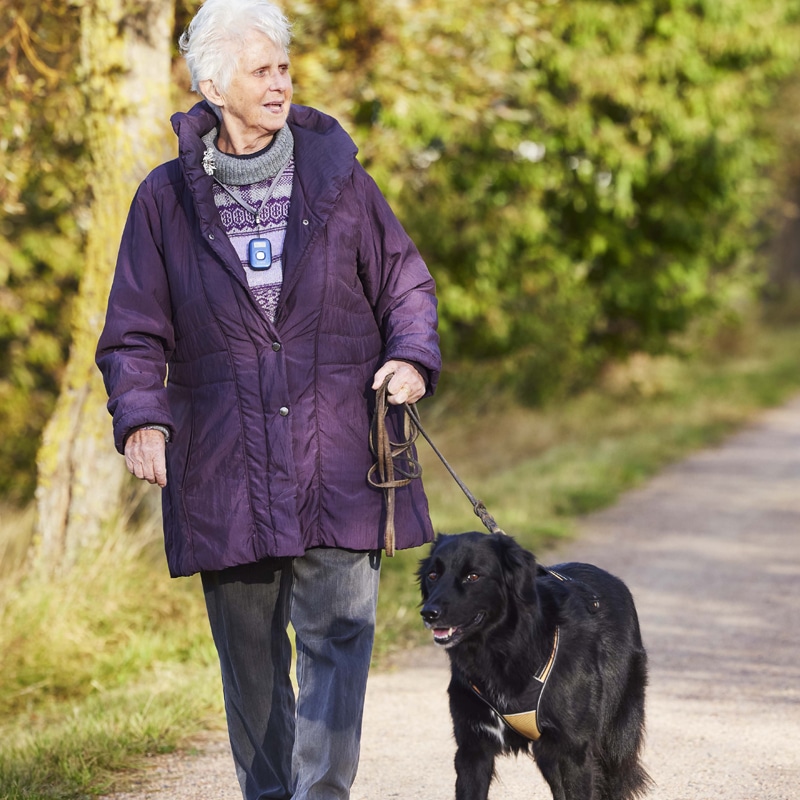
left=367, top=374, right=422, bottom=556
left=369, top=375, right=505, bottom=556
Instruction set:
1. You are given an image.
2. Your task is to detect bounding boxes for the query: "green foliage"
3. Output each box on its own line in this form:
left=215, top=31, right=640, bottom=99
left=0, top=522, right=215, bottom=719
left=0, top=672, right=220, bottom=800
left=293, top=0, right=800, bottom=401
left=5, top=0, right=800, bottom=501
left=0, top=3, right=85, bottom=502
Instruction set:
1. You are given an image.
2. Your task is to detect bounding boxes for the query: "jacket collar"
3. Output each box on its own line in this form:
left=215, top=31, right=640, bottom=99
left=287, top=104, right=358, bottom=218
left=171, top=102, right=220, bottom=231
left=282, top=104, right=358, bottom=298
left=169, top=101, right=360, bottom=319
left=169, top=101, right=358, bottom=208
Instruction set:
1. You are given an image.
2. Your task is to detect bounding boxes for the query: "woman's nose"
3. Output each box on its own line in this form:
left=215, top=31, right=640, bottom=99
left=271, top=72, right=291, bottom=92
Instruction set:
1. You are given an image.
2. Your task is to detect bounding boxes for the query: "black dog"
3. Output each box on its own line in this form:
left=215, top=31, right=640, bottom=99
left=418, top=531, right=651, bottom=800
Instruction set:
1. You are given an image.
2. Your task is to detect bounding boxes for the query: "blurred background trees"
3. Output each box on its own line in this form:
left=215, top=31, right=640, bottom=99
left=1, top=2, right=84, bottom=504
left=31, top=0, right=176, bottom=571
left=3, top=0, right=800, bottom=531
left=304, top=0, right=800, bottom=402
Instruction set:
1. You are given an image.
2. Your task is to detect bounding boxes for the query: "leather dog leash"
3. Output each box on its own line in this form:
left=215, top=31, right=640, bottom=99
left=367, top=374, right=422, bottom=556
left=403, top=401, right=506, bottom=535
left=368, top=375, right=506, bottom=556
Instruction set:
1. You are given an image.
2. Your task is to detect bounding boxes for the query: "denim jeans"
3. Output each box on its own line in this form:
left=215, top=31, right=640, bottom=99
left=201, top=547, right=381, bottom=800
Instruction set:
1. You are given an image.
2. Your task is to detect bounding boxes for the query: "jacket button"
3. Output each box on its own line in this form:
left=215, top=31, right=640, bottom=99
left=302, top=219, right=309, bottom=226
left=208, top=233, right=215, bottom=240
left=279, top=406, right=289, bottom=416
left=272, top=341, right=281, bottom=352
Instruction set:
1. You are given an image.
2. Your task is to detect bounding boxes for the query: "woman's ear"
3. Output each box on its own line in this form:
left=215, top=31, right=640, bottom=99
left=199, top=79, right=224, bottom=107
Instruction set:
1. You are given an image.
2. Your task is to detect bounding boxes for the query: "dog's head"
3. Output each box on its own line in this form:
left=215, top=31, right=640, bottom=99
left=417, top=531, right=538, bottom=649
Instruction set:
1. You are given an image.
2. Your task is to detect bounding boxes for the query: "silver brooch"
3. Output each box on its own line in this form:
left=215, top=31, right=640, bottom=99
left=202, top=147, right=216, bottom=176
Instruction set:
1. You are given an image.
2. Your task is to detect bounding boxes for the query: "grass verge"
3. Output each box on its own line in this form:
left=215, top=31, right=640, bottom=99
left=373, top=322, right=800, bottom=657
left=0, top=519, right=223, bottom=799
left=2, top=321, right=800, bottom=797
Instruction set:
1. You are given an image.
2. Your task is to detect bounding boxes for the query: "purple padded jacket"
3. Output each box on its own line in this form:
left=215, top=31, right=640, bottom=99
left=96, top=101, right=441, bottom=577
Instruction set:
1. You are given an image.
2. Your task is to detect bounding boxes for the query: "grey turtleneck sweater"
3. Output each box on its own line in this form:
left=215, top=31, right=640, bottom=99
left=201, top=125, right=295, bottom=322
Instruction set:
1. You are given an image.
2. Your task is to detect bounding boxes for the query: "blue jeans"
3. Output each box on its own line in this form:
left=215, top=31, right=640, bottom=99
left=201, top=548, right=382, bottom=800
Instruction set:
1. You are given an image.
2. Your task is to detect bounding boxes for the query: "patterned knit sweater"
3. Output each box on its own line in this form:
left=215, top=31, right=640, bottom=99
left=201, top=125, right=294, bottom=322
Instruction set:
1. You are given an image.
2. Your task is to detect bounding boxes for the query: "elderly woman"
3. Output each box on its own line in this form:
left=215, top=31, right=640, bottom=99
left=95, top=0, right=441, bottom=797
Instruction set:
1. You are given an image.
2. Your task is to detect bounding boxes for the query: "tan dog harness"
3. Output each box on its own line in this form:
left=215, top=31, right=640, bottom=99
left=470, top=625, right=560, bottom=741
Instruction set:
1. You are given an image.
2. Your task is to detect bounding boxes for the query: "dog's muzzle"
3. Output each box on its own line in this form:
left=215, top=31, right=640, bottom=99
left=421, top=609, right=486, bottom=648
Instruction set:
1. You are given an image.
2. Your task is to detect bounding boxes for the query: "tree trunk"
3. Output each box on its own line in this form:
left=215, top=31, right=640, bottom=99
left=32, top=0, right=175, bottom=574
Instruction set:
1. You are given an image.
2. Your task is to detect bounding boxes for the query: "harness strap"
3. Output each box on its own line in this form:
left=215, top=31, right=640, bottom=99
left=541, top=566, right=601, bottom=614
left=470, top=625, right=560, bottom=741
left=535, top=624, right=560, bottom=682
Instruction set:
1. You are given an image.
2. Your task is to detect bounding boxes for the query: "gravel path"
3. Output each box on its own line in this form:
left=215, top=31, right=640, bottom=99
left=105, top=397, right=800, bottom=799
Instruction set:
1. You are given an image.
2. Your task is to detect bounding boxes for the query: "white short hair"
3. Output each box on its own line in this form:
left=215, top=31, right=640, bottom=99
left=179, top=0, right=292, bottom=97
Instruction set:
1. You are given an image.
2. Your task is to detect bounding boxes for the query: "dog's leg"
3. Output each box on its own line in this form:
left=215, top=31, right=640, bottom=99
left=561, top=762, right=600, bottom=800
left=449, top=684, right=501, bottom=800
left=535, top=742, right=600, bottom=800
left=454, top=737, right=496, bottom=800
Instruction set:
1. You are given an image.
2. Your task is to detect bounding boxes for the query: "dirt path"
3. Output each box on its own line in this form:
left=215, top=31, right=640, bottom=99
left=107, top=397, right=800, bottom=799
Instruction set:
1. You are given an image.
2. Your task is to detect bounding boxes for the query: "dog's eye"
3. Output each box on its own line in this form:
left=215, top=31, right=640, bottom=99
left=463, top=572, right=480, bottom=584
left=427, top=571, right=439, bottom=582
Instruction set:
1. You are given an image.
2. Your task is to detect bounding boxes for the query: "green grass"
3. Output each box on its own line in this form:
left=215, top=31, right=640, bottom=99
left=3, top=320, right=800, bottom=798
left=0, top=665, right=220, bottom=799
left=375, top=322, right=800, bottom=656
left=0, top=519, right=224, bottom=799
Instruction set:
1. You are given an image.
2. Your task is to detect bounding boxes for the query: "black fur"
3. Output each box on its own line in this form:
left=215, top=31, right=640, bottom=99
left=418, top=531, right=651, bottom=800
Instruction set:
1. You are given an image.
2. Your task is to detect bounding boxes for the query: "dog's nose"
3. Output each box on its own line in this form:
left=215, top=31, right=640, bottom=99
left=420, top=607, right=440, bottom=623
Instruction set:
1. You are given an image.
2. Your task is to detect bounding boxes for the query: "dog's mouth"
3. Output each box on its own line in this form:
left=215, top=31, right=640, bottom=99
left=429, top=612, right=486, bottom=648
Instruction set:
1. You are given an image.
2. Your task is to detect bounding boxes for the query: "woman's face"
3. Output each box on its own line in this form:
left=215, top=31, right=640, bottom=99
left=203, top=32, right=293, bottom=154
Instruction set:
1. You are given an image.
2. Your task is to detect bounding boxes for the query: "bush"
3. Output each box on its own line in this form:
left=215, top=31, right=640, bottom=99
left=317, top=0, right=800, bottom=400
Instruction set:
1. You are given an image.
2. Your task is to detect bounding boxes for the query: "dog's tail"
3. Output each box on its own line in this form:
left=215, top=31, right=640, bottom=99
left=599, top=741, right=653, bottom=800
left=601, top=648, right=654, bottom=799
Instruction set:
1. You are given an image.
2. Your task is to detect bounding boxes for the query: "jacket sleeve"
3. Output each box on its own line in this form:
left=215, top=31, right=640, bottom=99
left=353, top=163, right=442, bottom=394
left=95, top=179, right=176, bottom=453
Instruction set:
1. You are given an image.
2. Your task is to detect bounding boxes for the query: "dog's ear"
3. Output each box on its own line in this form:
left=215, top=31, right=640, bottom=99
left=490, top=533, right=538, bottom=604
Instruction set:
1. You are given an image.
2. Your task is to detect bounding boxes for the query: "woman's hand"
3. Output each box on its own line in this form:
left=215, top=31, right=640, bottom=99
left=124, top=428, right=168, bottom=487
left=372, top=360, right=426, bottom=405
